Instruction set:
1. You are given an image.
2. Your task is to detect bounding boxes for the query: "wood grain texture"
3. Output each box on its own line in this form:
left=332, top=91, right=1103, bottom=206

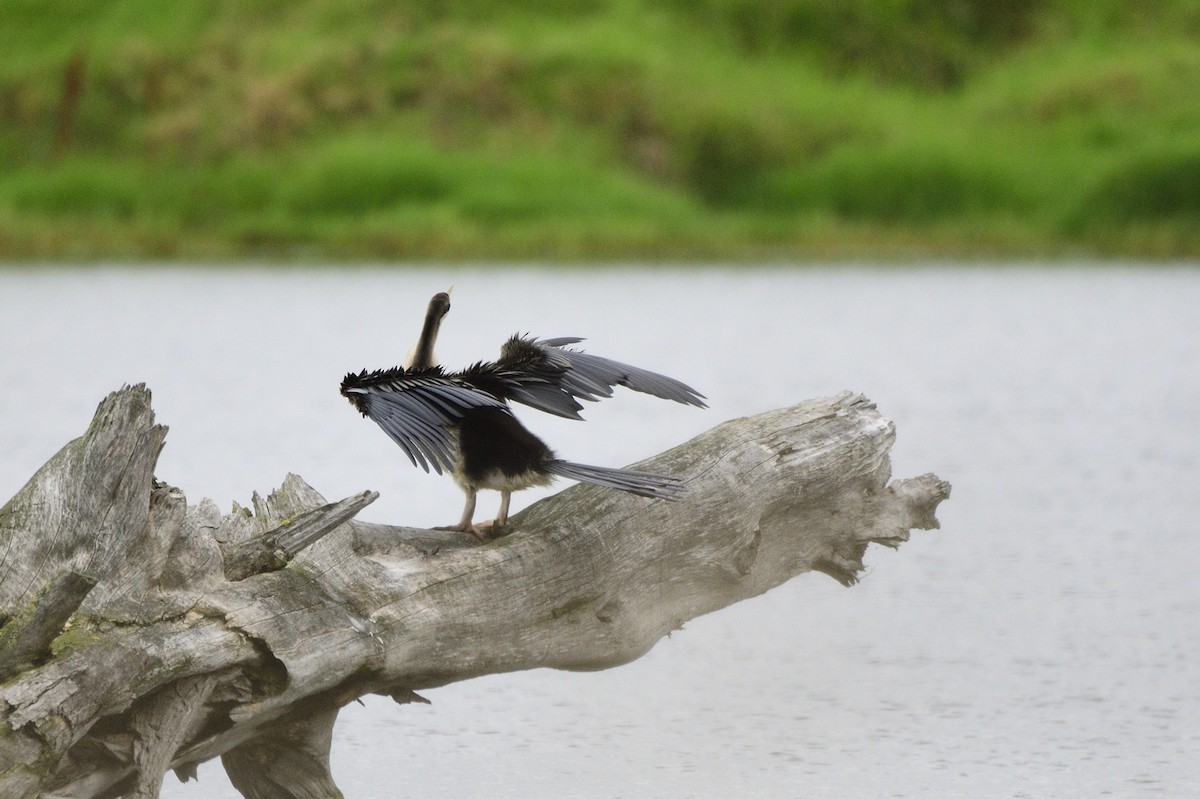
left=1, top=386, right=949, bottom=798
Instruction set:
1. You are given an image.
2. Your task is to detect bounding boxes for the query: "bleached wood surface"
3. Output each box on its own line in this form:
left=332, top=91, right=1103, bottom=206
left=0, top=385, right=949, bottom=798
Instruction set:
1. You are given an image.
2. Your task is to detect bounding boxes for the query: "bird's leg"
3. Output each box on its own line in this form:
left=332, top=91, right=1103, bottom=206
left=435, top=487, right=483, bottom=539
left=477, top=490, right=512, bottom=534
left=496, top=490, right=512, bottom=527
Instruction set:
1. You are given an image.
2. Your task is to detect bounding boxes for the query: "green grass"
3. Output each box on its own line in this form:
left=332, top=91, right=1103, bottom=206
left=1, top=0, right=1199, bottom=260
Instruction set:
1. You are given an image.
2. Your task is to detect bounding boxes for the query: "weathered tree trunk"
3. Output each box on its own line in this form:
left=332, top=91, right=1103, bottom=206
left=0, top=385, right=949, bottom=798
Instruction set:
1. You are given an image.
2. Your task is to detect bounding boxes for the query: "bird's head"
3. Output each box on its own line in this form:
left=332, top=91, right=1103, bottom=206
left=428, top=290, right=451, bottom=321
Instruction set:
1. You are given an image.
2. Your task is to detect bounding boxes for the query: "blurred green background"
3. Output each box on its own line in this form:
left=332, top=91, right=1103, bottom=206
left=2, top=0, right=1199, bottom=260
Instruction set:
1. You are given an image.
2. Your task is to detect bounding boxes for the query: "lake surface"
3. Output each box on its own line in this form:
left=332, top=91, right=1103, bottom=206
left=1, top=264, right=1197, bottom=798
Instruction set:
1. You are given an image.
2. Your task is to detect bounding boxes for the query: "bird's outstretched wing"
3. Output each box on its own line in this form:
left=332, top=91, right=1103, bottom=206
left=482, top=335, right=707, bottom=419
left=340, top=366, right=508, bottom=474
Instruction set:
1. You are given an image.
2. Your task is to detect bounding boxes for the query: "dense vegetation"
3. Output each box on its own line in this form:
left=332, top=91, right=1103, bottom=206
left=2, top=0, right=1199, bottom=260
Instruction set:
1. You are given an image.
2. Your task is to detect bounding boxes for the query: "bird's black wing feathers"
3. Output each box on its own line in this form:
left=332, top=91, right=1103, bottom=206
left=548, top=341, right=708, bottom=408
left=463, top=340, right=590, bottom=419
left=490, top=335, right=707, bottom=418
left=340, top=367, right=509, bottom=474
left=342, top=335, right=704, bottom=470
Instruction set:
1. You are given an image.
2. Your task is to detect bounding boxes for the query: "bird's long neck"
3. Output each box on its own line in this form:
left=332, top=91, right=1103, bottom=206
left=405, top=300, right=446, bottom=369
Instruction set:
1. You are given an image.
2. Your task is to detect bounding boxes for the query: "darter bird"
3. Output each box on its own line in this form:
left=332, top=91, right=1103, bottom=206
left=340, top=291, right=705, bottom=538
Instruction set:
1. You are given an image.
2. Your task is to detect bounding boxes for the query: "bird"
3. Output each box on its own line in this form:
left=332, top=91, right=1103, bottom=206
left=341, top=291, right=706, bottom=539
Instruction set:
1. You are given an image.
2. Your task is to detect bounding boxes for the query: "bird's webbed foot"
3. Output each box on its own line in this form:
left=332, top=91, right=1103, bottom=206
left=434, top=521, right=487, bottom=541
left=475, top=519, right=511, bottom=538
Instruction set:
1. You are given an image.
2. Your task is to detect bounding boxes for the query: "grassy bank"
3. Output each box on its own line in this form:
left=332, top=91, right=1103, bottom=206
left=2, top=0, right=1199, bottom=260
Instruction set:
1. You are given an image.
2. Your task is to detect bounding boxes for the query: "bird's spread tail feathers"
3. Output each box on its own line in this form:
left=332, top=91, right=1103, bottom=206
left=544, top=460, right=684, bottom=500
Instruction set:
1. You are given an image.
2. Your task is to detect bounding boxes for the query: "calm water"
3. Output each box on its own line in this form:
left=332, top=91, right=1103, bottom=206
left=1, top=264, right=1197, bottom=798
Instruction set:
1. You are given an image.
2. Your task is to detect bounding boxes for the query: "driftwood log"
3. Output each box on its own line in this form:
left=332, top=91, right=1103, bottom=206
left=0, top=385, right=949, bottom=798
